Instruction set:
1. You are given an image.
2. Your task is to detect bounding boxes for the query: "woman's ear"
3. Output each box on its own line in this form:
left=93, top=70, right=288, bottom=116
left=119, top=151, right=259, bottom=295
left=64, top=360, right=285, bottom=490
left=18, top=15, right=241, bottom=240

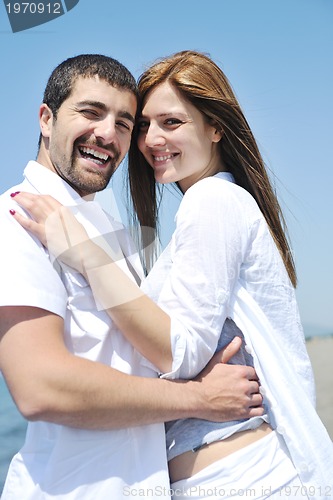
left=208, top=119, right=224, bottom=143
left=212, top=127, right=223, bottom=143
left=39, top=104, right=53, bottom=138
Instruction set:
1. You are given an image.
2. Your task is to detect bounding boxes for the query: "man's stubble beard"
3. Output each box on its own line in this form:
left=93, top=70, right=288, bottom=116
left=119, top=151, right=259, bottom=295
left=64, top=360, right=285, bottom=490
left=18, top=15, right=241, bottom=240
left=53, top=146, right=121, bottom=197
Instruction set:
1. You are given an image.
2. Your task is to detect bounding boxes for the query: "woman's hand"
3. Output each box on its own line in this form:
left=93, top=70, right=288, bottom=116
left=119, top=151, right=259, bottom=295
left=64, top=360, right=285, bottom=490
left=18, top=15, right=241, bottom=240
left=9, top=192, right=94, bottom=273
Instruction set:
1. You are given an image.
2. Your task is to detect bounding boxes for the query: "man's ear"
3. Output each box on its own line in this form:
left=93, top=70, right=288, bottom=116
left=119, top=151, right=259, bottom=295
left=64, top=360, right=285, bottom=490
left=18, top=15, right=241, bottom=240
left=39, top=104, right=53, bottom=138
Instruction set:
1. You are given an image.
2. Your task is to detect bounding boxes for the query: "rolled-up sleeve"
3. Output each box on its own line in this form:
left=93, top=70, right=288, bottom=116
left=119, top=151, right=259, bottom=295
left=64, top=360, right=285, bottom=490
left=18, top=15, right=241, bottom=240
left=159, top=178, right=250, bottom=379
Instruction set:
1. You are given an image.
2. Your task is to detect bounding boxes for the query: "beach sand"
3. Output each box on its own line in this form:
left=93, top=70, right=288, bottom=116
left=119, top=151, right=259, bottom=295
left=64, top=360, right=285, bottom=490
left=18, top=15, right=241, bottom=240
left=306, top=336, right=333, bottom=439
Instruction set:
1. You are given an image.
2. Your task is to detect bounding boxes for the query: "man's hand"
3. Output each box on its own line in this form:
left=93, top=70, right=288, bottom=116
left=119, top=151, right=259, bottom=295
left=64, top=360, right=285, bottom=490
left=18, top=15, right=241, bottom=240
left=192, top=337, right=264, bottom=422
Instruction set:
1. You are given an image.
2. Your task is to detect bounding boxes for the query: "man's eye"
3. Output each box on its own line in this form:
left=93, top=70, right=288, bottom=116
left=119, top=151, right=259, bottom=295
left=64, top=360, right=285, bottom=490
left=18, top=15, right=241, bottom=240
left=117, top=121, right=131, bottom=131
left=80, top=109, right=99, bottom=118
left=118, top=122, right=129, bottom=129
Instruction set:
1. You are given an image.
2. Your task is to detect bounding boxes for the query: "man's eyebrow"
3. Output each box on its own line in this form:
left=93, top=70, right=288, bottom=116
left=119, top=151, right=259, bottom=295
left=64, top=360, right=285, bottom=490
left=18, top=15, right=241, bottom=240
left=119, top=111, right=135, bottom=125
left=76, top=100, right=107, bottom=110
left=76, top=101, right=135, bottom=124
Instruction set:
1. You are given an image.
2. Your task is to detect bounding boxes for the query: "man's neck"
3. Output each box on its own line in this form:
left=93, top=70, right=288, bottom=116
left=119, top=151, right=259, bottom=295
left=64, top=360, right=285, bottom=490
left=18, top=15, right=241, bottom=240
left=35, top=153, right=95, bottom=201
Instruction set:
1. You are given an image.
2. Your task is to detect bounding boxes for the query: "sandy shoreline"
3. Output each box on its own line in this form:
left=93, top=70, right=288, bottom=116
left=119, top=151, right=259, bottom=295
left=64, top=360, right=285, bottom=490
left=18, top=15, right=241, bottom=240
left=306, top=335, right=333, bottom=439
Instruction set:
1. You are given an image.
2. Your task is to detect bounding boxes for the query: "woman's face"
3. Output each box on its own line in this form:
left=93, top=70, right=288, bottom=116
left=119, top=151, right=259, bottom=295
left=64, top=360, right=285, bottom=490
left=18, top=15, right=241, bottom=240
left=137, top=82, right=223, bottom=192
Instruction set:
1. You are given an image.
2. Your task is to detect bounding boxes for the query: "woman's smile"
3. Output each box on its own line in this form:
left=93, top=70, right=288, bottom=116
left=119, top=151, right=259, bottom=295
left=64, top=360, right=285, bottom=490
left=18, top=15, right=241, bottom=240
left=138, top=82, right=223, bottom=192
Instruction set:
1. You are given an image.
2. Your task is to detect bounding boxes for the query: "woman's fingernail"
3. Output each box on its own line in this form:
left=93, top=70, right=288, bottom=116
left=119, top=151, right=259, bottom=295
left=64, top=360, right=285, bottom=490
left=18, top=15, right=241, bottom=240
left=10, top=191, right=20, bottom=197
left=9, top=209, right=16, bottom=215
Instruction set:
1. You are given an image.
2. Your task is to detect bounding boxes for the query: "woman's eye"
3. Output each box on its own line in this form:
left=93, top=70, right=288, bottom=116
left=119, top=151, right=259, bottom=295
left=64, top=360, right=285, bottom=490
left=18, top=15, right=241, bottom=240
left=137, top=121, right=149, bottom=131
left=165, top=118, right=183, bottom=126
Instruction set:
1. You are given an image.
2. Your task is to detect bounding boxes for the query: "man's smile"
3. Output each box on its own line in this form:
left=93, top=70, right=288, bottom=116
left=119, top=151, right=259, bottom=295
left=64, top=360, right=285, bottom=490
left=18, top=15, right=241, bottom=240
left=78, top=145, right=112, bottom=167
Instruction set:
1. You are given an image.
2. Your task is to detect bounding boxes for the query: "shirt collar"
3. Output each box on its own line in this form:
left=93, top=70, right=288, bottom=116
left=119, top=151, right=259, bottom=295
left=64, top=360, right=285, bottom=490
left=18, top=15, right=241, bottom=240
left=23, top=160, right=93, bottom=206
left=215, top=171, right=235, bottom=183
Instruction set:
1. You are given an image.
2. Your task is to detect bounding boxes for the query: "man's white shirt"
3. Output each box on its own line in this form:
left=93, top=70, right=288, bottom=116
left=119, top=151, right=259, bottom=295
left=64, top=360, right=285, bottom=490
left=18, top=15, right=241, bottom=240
left=0, top=161, right=171, bottom=499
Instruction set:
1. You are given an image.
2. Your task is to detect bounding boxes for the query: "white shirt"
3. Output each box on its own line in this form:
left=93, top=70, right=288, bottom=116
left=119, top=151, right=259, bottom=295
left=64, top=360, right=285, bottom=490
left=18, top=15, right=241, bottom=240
left=0, top=162, right=171, bottom=499
left=142, top=172, right=333, bottom=497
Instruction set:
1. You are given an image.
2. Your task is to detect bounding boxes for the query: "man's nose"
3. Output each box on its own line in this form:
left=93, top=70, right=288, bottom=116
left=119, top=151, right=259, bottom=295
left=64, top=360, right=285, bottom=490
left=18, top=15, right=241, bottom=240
left=94, top=116, right=117, bottom=144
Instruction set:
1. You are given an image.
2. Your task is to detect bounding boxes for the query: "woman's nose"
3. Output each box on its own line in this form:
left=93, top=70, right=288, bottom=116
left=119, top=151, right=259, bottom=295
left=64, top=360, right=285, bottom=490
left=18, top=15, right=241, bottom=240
left=144, top=124, right=166, bottom=148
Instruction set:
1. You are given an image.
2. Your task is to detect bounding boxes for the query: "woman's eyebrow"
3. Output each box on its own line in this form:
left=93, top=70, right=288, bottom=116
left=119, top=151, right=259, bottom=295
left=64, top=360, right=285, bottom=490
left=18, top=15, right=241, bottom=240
left=140, top=111, right=188, bottom=119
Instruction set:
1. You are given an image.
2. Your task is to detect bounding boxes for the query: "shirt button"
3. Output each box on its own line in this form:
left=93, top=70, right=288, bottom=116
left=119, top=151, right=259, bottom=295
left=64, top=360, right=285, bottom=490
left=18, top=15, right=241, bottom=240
left=277, top=425, right=286, bottom=435
left=260, top=386, right=267, bottom=396
left=216, top=290, right=227, bottom=304
left=299, top=463, right=308, bottom=473
left=245, top=344, right=253, bottom=355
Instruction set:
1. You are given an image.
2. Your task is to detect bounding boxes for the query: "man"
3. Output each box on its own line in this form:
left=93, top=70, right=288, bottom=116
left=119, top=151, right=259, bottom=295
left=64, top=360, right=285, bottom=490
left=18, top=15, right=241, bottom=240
left=0, top=54, right=262, bottom=499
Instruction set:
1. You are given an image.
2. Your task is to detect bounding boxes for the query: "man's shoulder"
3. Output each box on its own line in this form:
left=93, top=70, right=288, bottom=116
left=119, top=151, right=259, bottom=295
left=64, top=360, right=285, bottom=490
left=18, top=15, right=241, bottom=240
left=0, top=172, right=35, bottom=199
left=0, top=182, right=23, bottom=200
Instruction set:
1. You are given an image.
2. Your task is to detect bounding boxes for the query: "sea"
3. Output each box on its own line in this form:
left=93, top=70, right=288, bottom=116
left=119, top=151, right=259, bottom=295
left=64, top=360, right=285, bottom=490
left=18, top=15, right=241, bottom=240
left=1, top=329, right=332, bottom=494
left=0, top=376, right=27, bottom=495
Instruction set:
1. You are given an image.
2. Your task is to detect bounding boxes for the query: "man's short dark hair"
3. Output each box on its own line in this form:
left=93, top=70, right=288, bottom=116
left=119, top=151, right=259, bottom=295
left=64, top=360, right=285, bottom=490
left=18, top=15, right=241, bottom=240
left=43, top=53, right=138, bottom=118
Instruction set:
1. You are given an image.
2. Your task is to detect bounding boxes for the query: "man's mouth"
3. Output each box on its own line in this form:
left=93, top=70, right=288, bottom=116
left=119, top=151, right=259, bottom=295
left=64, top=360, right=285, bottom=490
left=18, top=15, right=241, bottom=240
left=79, top=146, right=111, bottom=166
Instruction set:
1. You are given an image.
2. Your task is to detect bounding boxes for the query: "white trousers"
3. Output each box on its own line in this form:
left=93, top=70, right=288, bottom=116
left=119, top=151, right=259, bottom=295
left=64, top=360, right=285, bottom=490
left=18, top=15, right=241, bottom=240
left=170, top=431, right=307, bottom=499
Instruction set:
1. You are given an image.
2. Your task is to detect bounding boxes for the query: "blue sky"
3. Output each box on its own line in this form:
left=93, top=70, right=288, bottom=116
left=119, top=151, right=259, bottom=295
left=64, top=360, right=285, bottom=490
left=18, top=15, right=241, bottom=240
left=0, top=0, right=332, bottom=336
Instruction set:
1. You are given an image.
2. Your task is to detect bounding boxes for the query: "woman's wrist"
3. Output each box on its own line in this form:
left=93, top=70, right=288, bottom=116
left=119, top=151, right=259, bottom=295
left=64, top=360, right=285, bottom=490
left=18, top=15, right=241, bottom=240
left=79, top=241, right=112, bottom=278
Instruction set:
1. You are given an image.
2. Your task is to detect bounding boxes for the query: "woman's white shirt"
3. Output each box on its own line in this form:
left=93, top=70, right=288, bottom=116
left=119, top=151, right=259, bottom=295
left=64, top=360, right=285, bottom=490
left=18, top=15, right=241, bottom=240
left=141, top=172, right=333, bottom=496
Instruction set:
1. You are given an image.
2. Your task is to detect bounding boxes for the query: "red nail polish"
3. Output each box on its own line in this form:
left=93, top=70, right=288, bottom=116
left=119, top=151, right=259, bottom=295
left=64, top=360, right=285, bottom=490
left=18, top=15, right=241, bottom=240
left=10, top=191, right=20, bottom=197
left=9, top=209, right=16, bottom=215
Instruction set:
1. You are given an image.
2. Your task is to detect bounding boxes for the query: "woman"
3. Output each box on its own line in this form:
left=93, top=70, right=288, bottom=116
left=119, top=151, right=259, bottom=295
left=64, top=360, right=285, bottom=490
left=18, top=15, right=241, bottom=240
left=10, top=51, right=333, bottom=498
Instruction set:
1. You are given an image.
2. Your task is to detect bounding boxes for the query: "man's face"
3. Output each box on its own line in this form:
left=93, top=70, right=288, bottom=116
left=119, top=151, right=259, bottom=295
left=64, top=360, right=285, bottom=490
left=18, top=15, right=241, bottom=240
left=40, top=76, right=137, bottom=197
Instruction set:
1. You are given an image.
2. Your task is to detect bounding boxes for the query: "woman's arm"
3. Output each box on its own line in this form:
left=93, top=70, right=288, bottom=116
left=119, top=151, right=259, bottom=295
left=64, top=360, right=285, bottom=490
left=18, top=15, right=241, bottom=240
left=0, top=305, right=264, bottom=428
left=10, top=180, right=248, bottom=380
left=9, top=192, right=173, bottom=372
left=151, top=177, right=250, bottom=379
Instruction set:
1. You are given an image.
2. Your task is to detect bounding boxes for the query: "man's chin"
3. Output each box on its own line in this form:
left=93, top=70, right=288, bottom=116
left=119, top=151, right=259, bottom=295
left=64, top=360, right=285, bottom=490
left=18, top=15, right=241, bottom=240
left=77, top=174, right=113, bottom=197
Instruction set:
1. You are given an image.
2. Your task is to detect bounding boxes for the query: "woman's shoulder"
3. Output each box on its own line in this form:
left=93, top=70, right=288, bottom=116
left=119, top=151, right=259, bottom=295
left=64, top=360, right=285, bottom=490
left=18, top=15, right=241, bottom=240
left=175, top=174, right=264, bottom=234
left=183, top=173, right=258, bottom=211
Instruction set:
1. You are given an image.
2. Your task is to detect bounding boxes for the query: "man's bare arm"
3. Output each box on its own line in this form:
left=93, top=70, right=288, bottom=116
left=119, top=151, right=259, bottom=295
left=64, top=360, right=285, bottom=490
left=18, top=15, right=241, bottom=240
left=0, top=306, right=263, bottom=429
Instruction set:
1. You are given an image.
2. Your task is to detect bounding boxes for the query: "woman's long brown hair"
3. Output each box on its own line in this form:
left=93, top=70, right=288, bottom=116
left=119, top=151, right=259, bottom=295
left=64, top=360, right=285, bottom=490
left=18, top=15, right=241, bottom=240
left=128, top=50, right=297, bottom=286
